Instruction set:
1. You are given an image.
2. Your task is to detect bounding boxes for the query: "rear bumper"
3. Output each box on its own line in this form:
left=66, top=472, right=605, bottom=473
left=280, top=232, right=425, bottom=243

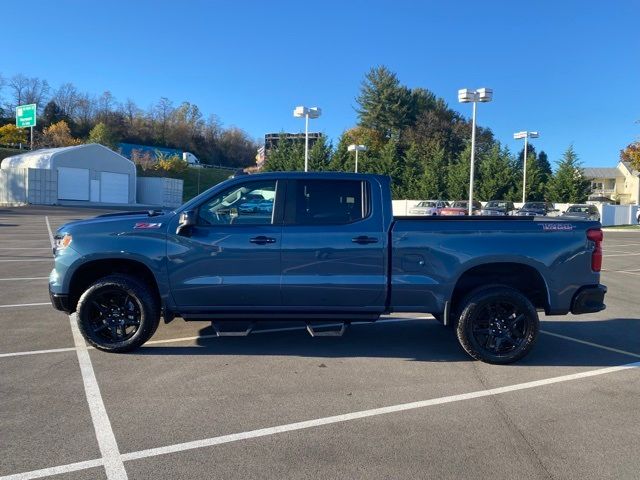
left=571, top=284, right=607, bottom=314
left=49, top=287, right=72, bottom=314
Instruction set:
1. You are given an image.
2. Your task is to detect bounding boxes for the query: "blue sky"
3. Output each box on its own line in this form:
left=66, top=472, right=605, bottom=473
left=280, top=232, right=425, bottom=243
left=3, top=0, right=638, bottom=167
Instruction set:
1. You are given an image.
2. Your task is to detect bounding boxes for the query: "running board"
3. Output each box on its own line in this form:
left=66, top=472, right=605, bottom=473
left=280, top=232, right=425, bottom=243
left=211, top=321, right=254, bottom=337
left=306, top=321, right=349, bottom=337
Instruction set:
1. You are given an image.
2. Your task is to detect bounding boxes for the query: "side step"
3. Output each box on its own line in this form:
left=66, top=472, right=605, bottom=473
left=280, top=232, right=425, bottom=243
left=211, top=321, right=254, bottom=337
left=305, top=321, right=349, bottom=337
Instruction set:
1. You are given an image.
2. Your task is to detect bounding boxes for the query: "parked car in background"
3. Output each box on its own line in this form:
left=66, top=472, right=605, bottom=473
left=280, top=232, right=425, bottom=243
left=256, top=198, right=274, bottom=214
left=409, top=200, right=449, bottom=216
left=440, top=200, right=482, bottom=216
left=481, top=200, right=516, bottom=216
left=516, top=202, right=558, bottom=217
left=561, top=204, right=600, bottom=222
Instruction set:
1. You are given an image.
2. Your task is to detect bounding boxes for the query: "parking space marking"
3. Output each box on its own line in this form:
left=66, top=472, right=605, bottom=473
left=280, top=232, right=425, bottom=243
left=603, top=253, right=640, bottom=257
left=68, top=316, right=128, bottom=479
left=0, top=347, right=77, bottom=358
left=0, top=277, right=48, bottom=281
left=0, top=459, right=104, bottom=480
left=3, top=359, right=638, bottom=480
left=0, top=247, right=51, bottom=250
left=45, top=216, right=55, bottom=250
left=0, top=302, right=50, bottom=308
left=119, top=360, right=640, bottom=462
left=0, top=259, right=52, bottom=263
left=540, top=330, right=640, bottom=359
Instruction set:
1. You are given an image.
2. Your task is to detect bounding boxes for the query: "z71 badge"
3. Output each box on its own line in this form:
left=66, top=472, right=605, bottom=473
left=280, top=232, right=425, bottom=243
left=134, top=222, right=163, bottom=229
left=541, top=223, right=574, bottom=231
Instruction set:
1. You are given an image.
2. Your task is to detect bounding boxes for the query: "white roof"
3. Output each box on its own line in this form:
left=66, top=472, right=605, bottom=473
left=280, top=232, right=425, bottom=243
left=0, top=144, right=132, bottom=170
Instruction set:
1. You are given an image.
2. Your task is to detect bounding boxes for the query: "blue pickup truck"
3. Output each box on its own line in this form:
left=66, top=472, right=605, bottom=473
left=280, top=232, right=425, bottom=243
left=49, top=172, right=606, bottom=363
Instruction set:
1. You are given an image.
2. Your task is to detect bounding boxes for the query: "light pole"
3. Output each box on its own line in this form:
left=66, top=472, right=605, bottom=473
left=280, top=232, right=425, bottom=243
left=293, top=106, right=322, bottom=172
left=348, top=144, right=367, bottom=172
left=513, top=131, right=540, bottom=203
left=458, top=88, right=493, bottom=215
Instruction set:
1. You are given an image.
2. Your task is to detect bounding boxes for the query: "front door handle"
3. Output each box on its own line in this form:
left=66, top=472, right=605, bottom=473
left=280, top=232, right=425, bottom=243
left=249, top=236, right=276, bottom=245
left=352, top=236, right=378, bottom=244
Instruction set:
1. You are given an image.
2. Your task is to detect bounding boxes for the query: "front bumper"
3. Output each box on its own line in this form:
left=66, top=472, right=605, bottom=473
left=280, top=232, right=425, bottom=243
left=571, top=284, right=607, bottom=314
left=49, top=286, right=72, bottom=313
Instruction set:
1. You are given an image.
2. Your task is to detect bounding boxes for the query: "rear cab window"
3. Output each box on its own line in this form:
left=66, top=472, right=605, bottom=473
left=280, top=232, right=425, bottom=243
left=285, top=179, right=370, bottom=225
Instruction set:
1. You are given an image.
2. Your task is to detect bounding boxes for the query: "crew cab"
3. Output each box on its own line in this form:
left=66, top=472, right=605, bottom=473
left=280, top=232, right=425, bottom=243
left=49, top=172, right=607, bottom=364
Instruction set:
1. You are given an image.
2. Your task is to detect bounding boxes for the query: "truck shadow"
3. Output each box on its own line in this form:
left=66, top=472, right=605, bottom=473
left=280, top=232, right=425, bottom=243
left=137, top=317, right=640, bottom=367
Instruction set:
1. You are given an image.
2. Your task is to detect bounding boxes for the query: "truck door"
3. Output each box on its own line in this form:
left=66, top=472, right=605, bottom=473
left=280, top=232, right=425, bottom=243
left=167, top=179, right=283, bottom=308
left=280, top=178, right=386, bottom=310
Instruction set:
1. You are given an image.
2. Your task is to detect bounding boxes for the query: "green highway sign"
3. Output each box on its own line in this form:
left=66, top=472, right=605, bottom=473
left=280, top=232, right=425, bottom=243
left=16, top=104, right=37, bottom=128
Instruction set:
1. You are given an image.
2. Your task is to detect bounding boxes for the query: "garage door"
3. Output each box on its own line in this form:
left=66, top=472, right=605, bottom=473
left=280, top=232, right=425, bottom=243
left=100, top=172, right=129, bottom=203
left=58, top=167, right=89, bottom=200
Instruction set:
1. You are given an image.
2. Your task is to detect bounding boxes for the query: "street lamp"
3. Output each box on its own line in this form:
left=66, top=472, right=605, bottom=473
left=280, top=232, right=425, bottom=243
left=347, top=144, right=367, bottom=172
left=513, top=131, right=540, bottom=203
left=458, top=88, right=493, bottom=215
left=293, top=105, right=322, bottom=172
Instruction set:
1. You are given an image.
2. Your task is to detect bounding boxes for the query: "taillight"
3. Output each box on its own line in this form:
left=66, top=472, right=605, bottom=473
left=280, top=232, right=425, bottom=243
left=587, top=228, right=603, bottom=272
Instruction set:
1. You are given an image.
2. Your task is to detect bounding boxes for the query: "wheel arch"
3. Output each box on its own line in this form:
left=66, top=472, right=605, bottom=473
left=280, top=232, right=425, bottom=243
left=449, top=262, right=550, bottom=317
left=67, top=258, right=161, bottom=314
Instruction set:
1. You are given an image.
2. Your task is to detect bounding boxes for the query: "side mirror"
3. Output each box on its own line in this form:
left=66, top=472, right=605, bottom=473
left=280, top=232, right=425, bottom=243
left=176, top=210, right=196, bottom=236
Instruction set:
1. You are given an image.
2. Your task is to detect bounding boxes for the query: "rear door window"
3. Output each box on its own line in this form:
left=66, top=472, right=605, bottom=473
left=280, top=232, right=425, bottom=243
left=286, top=179, right=369, bottom=225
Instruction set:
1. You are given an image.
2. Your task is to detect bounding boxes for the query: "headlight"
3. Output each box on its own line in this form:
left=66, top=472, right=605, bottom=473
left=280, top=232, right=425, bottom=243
left=54, top=233, right=73, bottom=252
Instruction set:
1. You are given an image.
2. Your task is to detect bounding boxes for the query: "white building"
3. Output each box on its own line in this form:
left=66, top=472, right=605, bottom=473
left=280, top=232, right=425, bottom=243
left=1, top=143, right=136, bottom=204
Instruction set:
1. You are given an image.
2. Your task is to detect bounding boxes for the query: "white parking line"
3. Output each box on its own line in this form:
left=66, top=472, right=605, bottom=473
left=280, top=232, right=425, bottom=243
left=2, top=359, right=638, bottom=480
left=68, top=316, right=128, bottom=479
left=0, top=459, right=104, bottom=480
left=0, top=277, right=48, bottom=281
left=540, top=330, right=640, bottom=359
left=603, top=252, right=640, bottom=257
left=45, top=216, right=55, bottom=250
left=122, top=360, right=640, bottom=462
left=0, top=302, right=50, bottom=308
left=0, top=347, right=77, bottom=358
left=0, top=259, right=52, bottom=263
left=0, top=247, right=51, bottom=250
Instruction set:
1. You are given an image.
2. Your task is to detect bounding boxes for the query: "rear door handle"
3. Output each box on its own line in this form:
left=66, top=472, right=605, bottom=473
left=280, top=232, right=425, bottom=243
left=352, top=236, right=378, bottom=244
left=249, top=236, right=276, bottom=245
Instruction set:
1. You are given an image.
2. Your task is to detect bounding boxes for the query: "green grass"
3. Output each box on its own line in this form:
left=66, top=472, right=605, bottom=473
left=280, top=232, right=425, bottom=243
left=603, top=224, right=640, bottom=230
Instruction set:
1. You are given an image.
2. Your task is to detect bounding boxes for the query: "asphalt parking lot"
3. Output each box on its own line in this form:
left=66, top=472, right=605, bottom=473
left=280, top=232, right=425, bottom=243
left=1, top=206, right=639, bottom=480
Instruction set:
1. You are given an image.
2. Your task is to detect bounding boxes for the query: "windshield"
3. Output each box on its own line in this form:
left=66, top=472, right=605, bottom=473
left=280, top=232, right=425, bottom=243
left=523, top=202, right=545, bottom=209
left=416, top=201, right=436, bottom=208
left=486, top=201, right=509, bottom=208
left=567, top=206, right=591, bottom=213
left=451, top=201, right=467, bottom=208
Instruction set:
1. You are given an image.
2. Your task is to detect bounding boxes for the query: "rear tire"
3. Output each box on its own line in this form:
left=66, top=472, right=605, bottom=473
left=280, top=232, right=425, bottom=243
left=76, top=274, right=160, bottom=352
left=456, top=286, right=539, bottom=364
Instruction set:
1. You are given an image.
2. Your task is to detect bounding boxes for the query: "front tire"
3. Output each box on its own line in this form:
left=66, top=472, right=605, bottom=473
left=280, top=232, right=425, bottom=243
left=456, top=286, right=539, bottom=364
left=76, top=274, right=160, bottom=352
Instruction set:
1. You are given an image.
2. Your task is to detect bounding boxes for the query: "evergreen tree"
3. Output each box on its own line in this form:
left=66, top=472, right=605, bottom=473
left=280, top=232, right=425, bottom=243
left=262, top=136, right=304, bottom=171
left=547, top=145, right=591, bottom=203
left=477, top=145, right=517, bottom=201
left=356, top=66, right=413, bottom=138
left=447, top=147, right=471, bottom=200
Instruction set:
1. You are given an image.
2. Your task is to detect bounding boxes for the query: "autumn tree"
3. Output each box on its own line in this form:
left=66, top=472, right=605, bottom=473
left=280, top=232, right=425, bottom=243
left=620, top=141, right=640, bottom=172
left=0, top=124, right=28, bottom=145
left=88, top=122, right=119, bottom=149
left=38, top=121, right=81, bottom=148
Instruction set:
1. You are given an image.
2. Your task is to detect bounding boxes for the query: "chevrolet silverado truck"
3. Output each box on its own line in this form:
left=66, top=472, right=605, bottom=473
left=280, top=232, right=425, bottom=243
left=49, top=172, right=607, bottom=364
